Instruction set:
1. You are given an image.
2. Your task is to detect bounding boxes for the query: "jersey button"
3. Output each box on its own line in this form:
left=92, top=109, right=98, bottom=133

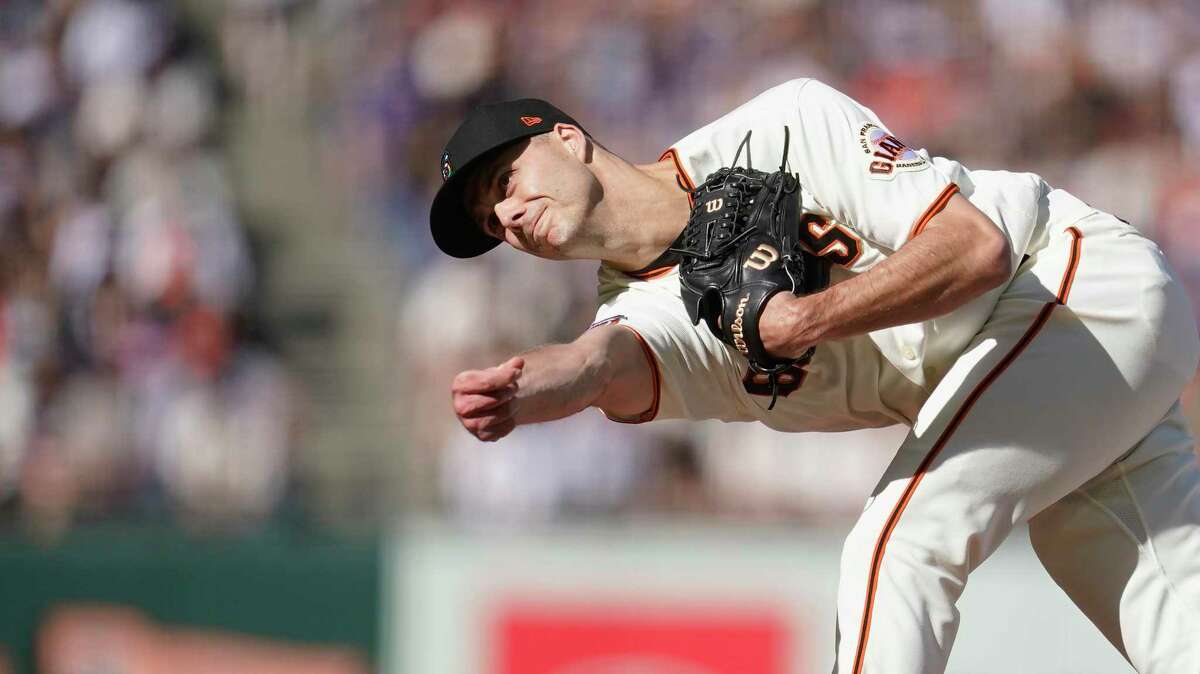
left=902, top=346, right=917, bottom=360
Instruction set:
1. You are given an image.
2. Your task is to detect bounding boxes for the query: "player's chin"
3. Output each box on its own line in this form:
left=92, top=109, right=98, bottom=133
left=540, top=221, right=579, bottom=258
left=506, top=240, right=566, bottom=261
left=530, top=245, right=569, bottom=261
left=523, top=228, right=572, bottom=260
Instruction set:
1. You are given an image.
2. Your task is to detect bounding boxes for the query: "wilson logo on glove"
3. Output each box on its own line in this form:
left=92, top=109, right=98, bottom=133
left=744, top=244, right=779, bottom=271
left=673, top=126, right=831, bottom=409
left=731, top=295, right=751, bottom=354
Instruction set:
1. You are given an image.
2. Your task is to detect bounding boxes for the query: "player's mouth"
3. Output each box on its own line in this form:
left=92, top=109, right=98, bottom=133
left=528, top=207, right=549, bottom=248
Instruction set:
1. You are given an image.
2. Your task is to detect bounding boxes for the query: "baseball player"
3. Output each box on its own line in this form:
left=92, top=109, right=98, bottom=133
left=430, top=79, right=1200, bottom=673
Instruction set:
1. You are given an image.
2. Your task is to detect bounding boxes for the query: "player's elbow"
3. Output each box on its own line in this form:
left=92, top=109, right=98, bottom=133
left=925, top=193, right=1012, bottom=293
left=585, top=324, right=656, bottom=419
left=973, top=222, right=1012, bottom=291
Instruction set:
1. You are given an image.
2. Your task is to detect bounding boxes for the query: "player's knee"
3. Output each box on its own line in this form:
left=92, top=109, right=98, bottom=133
left=840, top=529, right=972, bottom=612
left=839, top=513, right=993, bottom=588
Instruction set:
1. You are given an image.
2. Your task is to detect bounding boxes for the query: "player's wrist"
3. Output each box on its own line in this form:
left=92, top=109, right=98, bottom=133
left=760, top=292, right=820, bottom=359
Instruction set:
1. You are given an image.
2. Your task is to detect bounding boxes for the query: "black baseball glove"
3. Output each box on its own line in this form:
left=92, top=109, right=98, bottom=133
left=672, top=144, right=830, bottom=408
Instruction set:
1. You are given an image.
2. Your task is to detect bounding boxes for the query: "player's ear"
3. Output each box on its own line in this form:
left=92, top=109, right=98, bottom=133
left=553, top=123, right=590, bottom=162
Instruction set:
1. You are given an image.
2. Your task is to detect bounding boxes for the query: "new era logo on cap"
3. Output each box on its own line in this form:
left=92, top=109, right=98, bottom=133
left=520, top=116, right=543, bottom=127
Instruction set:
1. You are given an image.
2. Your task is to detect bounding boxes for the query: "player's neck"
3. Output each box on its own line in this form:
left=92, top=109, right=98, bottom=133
left=589, top=156, right=690, bottom=272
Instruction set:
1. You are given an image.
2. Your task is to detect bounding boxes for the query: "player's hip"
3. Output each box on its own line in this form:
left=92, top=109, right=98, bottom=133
left=1005, top=209, right=1199, bottom=390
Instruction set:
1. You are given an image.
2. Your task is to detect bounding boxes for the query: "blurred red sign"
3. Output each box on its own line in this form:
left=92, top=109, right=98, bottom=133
left=491, top=601, right=792, bottom=674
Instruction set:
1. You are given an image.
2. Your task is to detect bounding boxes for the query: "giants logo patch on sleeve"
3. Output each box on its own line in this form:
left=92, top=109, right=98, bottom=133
left=858, top=123, right=929, bottom=180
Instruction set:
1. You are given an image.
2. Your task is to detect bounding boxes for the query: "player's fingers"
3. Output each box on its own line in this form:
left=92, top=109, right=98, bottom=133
left=451, top=369, right=508, bottom=394
left=452, top=359, right=524, bottom=393
left=461, top=406, right=515, bottom=440
left=499, top=356, right=524, bottom=385
left=450, top=369, right=491, bottom=393
left=454, top=388, right=516, bottom=418
left=477, top=417, right=516, bottom=442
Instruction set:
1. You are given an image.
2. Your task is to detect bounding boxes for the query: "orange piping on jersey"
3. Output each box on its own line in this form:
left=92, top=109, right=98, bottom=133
left=626, top=265, right=677, bottom=281
left=851, top=230, right=1084, bottom=674
left=1057, top=227, right=1082, bottom=304
left=660, top=148, right=696, bottom=207
left=907, top=183, right=960, bottom=241
left=601, top=323, right=661, bottom=424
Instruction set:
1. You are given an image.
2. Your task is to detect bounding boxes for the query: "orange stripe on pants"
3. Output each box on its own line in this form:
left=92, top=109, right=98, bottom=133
left=850, top=227, right=1083, bottom=673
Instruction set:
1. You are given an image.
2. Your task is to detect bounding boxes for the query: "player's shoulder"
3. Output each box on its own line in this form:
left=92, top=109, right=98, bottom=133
left=683, top=78, right=851, bottom=129
left=731, top=77, right=820, bottom=113
left=666, top=78, right=857, bottom=167
left=674, top=78, right=813, bottom=145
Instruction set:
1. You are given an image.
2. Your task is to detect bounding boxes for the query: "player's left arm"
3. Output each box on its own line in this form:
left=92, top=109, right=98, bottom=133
left=759, top=193, right=1011, bottom=358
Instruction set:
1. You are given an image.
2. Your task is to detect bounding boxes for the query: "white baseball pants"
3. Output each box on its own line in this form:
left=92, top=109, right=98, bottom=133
left=834, top=209, right=1200, bottom=673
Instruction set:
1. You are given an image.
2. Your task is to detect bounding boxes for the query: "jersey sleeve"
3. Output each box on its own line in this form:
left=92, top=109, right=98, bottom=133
left=790, top=79, right=959, bottom=251
left=592, top=278, right=755, bottom=425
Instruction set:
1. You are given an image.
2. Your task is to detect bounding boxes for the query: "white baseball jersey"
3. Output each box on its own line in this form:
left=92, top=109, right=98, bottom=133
left=590, top=78, right=1200, bottom=672
left=594, top=78, right=1091, bottom=428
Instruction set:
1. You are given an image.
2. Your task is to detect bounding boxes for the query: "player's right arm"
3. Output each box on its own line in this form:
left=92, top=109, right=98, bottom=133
left=450, top=324, right=654, bottom=442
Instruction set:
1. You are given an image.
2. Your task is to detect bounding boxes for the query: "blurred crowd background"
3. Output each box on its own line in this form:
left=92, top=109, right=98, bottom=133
left=2, top=0, right=1200, bottom=539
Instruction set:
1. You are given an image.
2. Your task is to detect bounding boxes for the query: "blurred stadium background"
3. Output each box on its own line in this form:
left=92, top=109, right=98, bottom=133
left=1, top=0, right=1198, bottom=672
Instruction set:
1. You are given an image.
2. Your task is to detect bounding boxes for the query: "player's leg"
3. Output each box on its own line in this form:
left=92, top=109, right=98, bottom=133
left=832, top=214, right=1200, bottom=673
left=1029, top=405, right=1200, bottom=673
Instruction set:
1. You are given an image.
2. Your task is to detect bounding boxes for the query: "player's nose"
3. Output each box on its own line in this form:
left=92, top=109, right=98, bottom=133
left=494, top=198, right=526, bottom=230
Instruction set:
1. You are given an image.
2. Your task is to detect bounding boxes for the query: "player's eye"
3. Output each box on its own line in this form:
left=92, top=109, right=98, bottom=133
left=498, top=171, right=513, bottom=194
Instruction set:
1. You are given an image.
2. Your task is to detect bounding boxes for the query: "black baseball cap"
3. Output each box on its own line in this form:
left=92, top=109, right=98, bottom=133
left=430, top=98, right=587, bottom=258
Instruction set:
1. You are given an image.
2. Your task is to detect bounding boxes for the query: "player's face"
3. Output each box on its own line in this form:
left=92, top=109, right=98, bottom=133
left=466, top=130, right=599, bottom=260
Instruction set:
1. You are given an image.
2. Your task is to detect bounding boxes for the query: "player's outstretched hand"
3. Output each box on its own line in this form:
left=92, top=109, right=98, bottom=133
left=451, top=356, right=525, bottom=442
